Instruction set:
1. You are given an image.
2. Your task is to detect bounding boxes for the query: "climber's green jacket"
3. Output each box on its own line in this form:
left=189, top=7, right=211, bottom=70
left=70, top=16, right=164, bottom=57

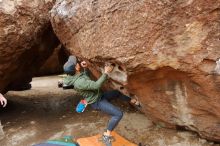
left=63, top=69, right=108, bottom=104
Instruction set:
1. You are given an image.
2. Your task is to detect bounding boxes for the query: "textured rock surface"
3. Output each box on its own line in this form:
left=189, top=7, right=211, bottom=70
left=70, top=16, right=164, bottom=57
left=37, top=45, right=69, bottom=76
left=0, top=0, right=59, bottom=93
left=50, top=0, right=220, bottom=141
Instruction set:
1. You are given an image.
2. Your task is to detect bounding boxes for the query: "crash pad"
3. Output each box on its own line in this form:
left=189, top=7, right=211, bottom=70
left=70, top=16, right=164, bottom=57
left=77, top=131, right=137, bottom=146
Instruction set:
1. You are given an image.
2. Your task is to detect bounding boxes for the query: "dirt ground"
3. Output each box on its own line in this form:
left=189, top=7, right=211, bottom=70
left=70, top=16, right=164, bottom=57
left=0, top=76, right=219, bottom=146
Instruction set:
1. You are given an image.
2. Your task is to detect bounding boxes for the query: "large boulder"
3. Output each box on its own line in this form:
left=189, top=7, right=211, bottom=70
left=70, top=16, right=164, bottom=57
left=50, top=0, right=220, bottom=141
left=0, top=0, right=59, bottom=93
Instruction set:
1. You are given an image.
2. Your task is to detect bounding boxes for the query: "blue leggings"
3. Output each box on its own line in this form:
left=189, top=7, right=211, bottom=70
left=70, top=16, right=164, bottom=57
left=90, top=90, right=131, bottom=131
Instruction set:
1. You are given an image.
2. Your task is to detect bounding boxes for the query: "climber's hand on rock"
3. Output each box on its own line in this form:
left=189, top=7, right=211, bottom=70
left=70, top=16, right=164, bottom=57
left=0, top=93, right=7, bottom=107
left=104, top=64, right=114, bottom=74
left=81, top=61, right=88, bottom=68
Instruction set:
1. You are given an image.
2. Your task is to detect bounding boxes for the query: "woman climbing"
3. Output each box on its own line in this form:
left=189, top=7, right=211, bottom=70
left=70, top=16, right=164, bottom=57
left=63, top=56, right=141, bottom=146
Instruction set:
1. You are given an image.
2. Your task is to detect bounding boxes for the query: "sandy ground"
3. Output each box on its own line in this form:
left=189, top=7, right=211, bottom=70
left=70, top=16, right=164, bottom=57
left=0, top=75, right=219, bottom=146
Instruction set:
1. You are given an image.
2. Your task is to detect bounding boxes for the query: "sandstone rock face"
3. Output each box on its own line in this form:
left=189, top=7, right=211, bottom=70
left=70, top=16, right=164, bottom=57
left=0, top=0, right=59, bottom=93
left=50, top=0, right=220, bottom=141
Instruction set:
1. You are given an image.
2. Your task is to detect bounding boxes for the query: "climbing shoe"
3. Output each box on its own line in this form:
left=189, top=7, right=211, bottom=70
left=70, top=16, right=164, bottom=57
left=130, top=97, right=142, bottom=111
left=134, top=100, right=142, bottom=110
left=101, top=135, right=114, bottom=146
